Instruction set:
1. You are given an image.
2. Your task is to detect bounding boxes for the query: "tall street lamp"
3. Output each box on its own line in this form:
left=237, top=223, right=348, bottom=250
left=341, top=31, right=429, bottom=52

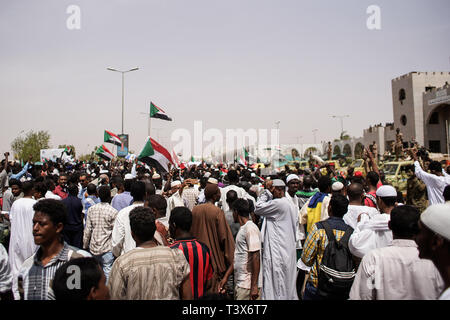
left=312, top=129, right=318, bottom=144
left=107, top=67, right=139, bottom=134
left=331, top=115, right=350, bottom=138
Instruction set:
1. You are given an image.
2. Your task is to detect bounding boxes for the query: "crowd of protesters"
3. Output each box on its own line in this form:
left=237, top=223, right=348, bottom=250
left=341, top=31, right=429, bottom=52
left=0, top=146, right=449, bottom=301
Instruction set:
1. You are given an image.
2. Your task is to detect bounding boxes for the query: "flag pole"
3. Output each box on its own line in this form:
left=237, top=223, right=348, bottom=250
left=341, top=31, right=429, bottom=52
left=148, top=113, right=151, bottom=138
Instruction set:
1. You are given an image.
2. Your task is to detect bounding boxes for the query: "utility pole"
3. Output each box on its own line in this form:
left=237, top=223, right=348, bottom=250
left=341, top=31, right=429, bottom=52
left=107, top=67, right=139, bottom=134
left=312, top=129, right=318, bottom=144
left=331, top=115, right=350, bottom=138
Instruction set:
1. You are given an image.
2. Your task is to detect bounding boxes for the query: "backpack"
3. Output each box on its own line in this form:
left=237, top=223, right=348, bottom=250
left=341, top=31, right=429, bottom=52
left=316, top=221, right=355, bottom=300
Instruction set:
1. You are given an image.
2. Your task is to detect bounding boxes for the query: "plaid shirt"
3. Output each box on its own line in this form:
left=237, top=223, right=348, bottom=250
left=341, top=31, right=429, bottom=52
left=83, top=202, right=118, bottom=256
left=301, top=217, right=349, bottom=288
left=182, top=187, right=200, bottom=211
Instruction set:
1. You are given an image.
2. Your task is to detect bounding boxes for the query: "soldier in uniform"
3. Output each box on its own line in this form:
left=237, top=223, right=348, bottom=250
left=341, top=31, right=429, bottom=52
left=405, top=165, right=428, bottom=213
left=327, top=141, right=332, bottom=160
left=371, top=141, right=378, bottom=164
left=395, top=128, right=404, bottom=161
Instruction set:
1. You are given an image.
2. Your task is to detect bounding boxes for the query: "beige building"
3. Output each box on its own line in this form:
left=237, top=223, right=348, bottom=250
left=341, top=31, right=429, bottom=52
left=391, top=71, right=450, bottom=149
left=327, top=71, right=450, bottom=158
left=422, top=82, right=450, bottom=153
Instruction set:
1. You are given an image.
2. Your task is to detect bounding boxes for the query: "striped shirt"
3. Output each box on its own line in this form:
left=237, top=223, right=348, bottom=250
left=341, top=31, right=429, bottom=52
left=170, top=237, right=213, bottom=299
left=13, top=242, right=90, bottom=300
left=83, top=202, right=118, bottom=255
left=108, top=246, right=190, bottom=300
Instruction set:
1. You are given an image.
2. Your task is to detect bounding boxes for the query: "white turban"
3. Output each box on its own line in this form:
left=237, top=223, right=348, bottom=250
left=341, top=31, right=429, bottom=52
left=420, top=204, right=450, bottom=241
left=286, top=174, right=300, bottom=184
left=171, top=181, right=182, bottom=188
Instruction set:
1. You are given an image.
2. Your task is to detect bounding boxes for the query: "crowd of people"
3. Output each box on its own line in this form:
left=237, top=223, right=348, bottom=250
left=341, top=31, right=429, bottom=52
left=0, top=146, right=449, bottom=301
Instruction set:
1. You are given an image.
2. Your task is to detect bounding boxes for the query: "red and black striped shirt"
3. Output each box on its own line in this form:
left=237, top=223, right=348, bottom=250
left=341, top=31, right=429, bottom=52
left=170, top=237, right=214, bottom=299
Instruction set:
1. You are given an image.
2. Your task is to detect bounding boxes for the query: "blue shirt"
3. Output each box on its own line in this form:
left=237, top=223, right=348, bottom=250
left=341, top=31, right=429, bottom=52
left=82, top=195, right=100, bottom=215
left=78, top=186, right=86, bottom=200
left=111, top=191, right=133, bottom=212
left=9, top=162, right=31, bottom=180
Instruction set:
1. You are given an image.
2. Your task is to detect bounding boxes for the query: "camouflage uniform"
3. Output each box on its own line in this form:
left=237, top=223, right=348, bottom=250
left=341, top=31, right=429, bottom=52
left=406, top=175, right=428, bottom=213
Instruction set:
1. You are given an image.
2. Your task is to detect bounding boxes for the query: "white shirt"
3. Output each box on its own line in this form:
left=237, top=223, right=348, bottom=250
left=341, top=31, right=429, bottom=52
left=111, top=202, right=144, bottom=257
left=234, top=221, right=263, bottom=289
left=45, top=191, right=62, bottom=200
left=220, top=185, right=255, bottom=213
left=167, top=191, right=186, bottom=213
left=348, top=213, right=393, bottom=258
left=439, top=287, right=450, bottom=300
left=349, top=239, right=445, bottom=300
left=285, top=192, right=306, bottom=248
left=343, top=205, right=380, bottom=229
left=8, top=198, right=38, bottom=277
left=414, top=161, right=450, bottom=205
left=0, top=243, right=12, bottom=293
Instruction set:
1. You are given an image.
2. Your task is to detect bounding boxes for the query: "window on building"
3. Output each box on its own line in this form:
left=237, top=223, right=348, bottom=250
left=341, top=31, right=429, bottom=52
left=399, top=89, right=406, bottom=105
left=425, top=86, right=435, bottom=92
left=429, top=112, right=439, bottom=124
left=400, top=115, right=407, bottom=126
left=429, top=141, right=441, bottom=153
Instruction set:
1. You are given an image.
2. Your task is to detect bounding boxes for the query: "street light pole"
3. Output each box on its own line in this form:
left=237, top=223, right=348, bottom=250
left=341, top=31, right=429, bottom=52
left=331, top=115, right=350, bottom=138
left=107, top=67, right=139, bottom=134
left=312, top=129, right=318, bottom=144
left=121, top=72, right=124, bottom=135
left=275, top=121, right=280, bottom=166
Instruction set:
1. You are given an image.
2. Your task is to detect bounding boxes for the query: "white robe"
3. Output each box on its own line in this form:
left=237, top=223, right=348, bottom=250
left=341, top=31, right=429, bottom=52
left=255, top=190, right=299, bottom=300
left=8, top=198, right=38, bottom=277
left=348, top=213, right=393, bottom=258
left=220, top=185, right=256, bottom=213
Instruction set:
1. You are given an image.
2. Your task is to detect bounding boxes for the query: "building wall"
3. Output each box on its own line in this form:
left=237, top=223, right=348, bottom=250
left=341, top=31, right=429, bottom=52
left=423, top=84, right=450, bottom=153
left=391, top=72, right=450, bottom=146
left=363, top=125, right=385, bottom=154
left=392, top=73, right=416, bottom=144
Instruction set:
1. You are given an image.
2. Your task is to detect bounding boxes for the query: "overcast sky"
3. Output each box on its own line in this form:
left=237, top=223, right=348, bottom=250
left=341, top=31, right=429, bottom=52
left=1, top=0, right=449, bottom=158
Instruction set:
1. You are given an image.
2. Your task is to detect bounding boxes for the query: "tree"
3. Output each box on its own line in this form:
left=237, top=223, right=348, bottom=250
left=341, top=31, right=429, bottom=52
left=291, top=148, right=300, bottom=160
left=11, top=130, right=50, bottom=162
left=58, top=144, right=76, bottom=158
left=79, top=145, right=101, bottom=162
left=304, top=147, right=318, bottom=157
left=340, top=131, right=351, bottom=140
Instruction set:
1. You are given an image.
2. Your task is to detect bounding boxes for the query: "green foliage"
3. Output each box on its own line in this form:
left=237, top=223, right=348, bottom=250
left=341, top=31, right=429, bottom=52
left=78, top=145, right=100, bottom=162
left=11, top=130, right=50, bottom=162
left=304, top=147, right=318, bottom=157
left=340, top=131, right=351, bottom=140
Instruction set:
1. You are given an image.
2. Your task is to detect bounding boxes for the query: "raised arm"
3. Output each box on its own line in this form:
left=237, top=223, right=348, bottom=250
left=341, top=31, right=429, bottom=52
left=130, top=158, right=137, bottom=178
left=9, top=155, right=32, bottom=180
left=366, top=148, right=379, bottom=175
left=111, top=214, right=125, bottom=258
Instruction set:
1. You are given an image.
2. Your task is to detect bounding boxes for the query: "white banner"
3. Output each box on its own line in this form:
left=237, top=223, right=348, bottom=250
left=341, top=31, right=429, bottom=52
left=40, top=148, right=65, bottom=162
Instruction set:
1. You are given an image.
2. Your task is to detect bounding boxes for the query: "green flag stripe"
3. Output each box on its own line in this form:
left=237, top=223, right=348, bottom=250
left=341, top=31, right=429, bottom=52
left=150, top=102, right=159, bottom=117
left=138, top=138, right=155, bottom=159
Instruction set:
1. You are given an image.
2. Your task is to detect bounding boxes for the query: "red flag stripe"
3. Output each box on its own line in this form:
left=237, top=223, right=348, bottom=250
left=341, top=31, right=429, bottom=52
left=150, top=138, right=173, bottom=164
